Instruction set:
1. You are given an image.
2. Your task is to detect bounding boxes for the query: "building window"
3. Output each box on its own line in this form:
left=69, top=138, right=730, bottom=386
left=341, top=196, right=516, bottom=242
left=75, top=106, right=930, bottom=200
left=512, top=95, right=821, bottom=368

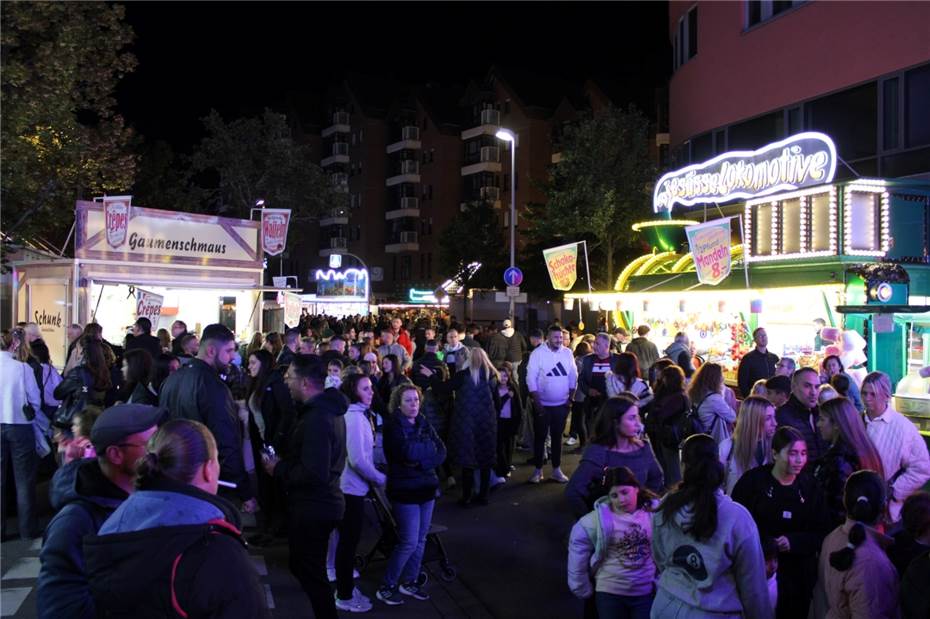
left=882, top=78, right=900, bottom=151
left=905, top=63, right=930, bottom=148
left=746, top=0, right=804, bottom=29
left=674, top=6, right=698, bottom=70
left=806, top=82, right=877, bottom=161
left=728, top=112, right=780, bottom=150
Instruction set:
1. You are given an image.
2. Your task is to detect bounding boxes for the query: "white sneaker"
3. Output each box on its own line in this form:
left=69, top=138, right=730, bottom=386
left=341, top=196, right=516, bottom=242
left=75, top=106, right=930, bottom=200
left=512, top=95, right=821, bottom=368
left=327, top=567, right=337, bottom=582
left=528, top=469, right=544, bottom=484
left=335, top=590, right=373, bottom=613
left=490, top=476, right=507, bottom=487
left=550, top=468, right=569, bottom=483
left=564, top=436, right=578, bottom=446
left=446, top=475, right=457, bottom=488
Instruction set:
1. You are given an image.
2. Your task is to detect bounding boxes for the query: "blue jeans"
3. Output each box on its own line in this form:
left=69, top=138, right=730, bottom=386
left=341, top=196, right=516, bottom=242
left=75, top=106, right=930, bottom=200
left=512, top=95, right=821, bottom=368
left=384, top=500, right=434, bottom=587
left=0, top=424, right=39, bottom=539
left=596, top=591, right=654, bottom=619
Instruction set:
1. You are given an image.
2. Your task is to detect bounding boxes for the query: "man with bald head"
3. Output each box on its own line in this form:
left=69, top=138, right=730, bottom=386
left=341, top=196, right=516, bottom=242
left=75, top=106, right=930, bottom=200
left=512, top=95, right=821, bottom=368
left=775, top=367, right=826, bottom=462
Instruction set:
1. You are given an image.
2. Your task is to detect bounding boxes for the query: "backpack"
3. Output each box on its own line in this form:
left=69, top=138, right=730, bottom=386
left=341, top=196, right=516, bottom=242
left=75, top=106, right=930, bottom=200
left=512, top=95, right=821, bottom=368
left=670, top=395, right=708, bottom=448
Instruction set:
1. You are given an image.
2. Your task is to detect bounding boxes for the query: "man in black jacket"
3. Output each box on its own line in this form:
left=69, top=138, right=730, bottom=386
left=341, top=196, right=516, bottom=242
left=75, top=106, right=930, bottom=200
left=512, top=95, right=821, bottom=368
left=264, top=354, right=347, bottom=619
left=737, top=327, right=779, bottom=398
left=124, top=317, right=162, bottom=360
left=578, top=333, right=621, bottom=442
left=37, top=404, right=162, bottom=619
left=159, top=324, right=256, bottom=511
left=776, top=367, right=827, bottom=463
left=277, top=328, right=300, bottom=369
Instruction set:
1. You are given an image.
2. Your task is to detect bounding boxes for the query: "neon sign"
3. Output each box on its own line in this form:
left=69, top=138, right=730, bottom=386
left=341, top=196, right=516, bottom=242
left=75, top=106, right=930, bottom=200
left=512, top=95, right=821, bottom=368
left=408, top=288, right=448, bottom=304
left=314, top=268, right=368, bottom=298
left=653, top=132, right=837, bottom=212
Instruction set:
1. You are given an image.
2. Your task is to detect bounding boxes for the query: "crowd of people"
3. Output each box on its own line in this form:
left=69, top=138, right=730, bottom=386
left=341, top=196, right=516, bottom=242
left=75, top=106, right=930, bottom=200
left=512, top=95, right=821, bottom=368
left=1, top=312, right=930, bottom=618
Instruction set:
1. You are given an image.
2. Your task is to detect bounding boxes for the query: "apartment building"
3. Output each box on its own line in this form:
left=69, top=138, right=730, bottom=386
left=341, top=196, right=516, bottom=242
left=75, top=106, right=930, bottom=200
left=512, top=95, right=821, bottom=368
left=668, top=1, right=930, bottom=179
left=292, top=68, right=649, bottom=303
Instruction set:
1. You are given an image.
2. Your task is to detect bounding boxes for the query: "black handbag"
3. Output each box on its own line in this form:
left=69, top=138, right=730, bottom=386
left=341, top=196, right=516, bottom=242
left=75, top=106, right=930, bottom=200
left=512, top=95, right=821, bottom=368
left=20, top=364, right=36, bottom=421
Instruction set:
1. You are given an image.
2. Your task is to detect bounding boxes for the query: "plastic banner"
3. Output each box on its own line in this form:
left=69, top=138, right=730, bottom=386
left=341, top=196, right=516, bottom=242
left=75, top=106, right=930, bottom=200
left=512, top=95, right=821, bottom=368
left=135, top=288, right=164, bottom=322
left=542, top=242, right=579, bottom=291
left=685, top=217, right=733, bottom=286
left=262, top=208, right=291, bottom=256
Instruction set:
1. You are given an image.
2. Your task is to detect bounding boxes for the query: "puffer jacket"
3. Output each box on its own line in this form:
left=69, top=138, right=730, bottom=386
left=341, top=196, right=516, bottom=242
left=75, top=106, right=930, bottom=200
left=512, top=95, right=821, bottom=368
left=383, top=412, right=446, bottom=504
left=812, top=440, right=861, bottom=528
left=37, top=459, right=129, bottom=619
left=85, top=477, right=269, bottom=618
left=159, top=358, right=251, bottom=500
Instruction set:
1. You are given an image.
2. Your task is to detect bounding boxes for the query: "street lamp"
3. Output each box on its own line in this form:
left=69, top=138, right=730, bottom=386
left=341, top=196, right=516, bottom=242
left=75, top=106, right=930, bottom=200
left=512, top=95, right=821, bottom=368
left=495, top=128, right=517, bottom=322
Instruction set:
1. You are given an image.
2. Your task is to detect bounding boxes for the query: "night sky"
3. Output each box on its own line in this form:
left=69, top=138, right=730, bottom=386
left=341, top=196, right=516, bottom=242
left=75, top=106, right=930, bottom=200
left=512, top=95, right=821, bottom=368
left=117, top=2, right=671, bottom=152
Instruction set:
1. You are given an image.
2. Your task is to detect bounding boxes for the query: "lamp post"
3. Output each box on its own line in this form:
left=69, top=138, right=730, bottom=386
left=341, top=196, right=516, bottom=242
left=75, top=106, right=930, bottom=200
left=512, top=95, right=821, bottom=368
left=495, top=128, right=517, bottom=322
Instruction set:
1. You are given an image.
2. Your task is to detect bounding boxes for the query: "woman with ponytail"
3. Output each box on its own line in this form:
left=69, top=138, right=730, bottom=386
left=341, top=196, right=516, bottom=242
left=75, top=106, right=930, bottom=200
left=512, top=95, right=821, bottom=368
left=814, top=469, right=898, bottom=619
left=651, top=434, right=772, bottom=619
left=84, top=419, right=269, bottom=618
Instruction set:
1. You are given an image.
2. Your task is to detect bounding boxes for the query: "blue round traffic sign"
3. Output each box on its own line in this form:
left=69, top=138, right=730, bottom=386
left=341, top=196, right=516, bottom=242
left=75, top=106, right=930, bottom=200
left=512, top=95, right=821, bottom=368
left=503, top=267, right=523, bottom=287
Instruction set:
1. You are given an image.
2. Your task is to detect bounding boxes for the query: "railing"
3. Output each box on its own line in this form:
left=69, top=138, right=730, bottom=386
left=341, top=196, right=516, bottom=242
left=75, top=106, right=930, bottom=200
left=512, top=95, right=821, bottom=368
left=330, top=237, right=347, bottom=250
left=402, top=126, right=420, bottom=141
left=332, top=111, right=350, bottom=126
left=326, top=207, right=348, bottom=219
left=400, top=160, right=419, bottom=175
left=480, top=146, right=500, bottom=163
left=400, top=197, right=419, bottom=210
left=399, top=231, right=418, bottom=244
left=332, top=142, right=349, bottom=156
left=480, top=186, right=500, bottom=202
left=331, top=172, right=348, bottom=187
left=480, top=109, right=500, bottom=126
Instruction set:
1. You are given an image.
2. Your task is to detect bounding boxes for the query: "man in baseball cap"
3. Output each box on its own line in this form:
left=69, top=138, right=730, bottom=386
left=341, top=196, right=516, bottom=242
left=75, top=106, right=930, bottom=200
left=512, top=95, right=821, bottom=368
left=37, top=404, right=164, bottom=617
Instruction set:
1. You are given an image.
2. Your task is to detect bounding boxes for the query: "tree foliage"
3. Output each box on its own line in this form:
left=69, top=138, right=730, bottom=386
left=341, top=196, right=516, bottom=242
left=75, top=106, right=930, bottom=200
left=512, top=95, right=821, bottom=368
left=526, top=105, right=655, bottom=289
left=190, top=110, right=346, bottom=227
left=438, top=199, right=508, bottom=290
left=1, top=2, right=137, bottom=246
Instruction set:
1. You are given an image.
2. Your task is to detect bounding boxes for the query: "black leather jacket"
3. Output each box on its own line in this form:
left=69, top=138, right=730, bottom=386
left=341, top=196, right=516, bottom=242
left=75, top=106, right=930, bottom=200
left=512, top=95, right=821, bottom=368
left=159, top=359, right=251, bottom=500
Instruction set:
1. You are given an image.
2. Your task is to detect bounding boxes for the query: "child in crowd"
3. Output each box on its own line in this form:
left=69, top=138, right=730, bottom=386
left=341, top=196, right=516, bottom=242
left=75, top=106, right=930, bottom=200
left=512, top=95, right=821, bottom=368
left=60, top=405, right=103, bottom=464
left=325, top=359, right=344, bottom=390
left=568, top=466, right=657, bottom=619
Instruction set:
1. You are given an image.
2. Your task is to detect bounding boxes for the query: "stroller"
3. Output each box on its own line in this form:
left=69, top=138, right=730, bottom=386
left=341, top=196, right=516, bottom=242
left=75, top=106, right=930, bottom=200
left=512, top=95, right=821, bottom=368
left=356, top=486, right=458, bottom=584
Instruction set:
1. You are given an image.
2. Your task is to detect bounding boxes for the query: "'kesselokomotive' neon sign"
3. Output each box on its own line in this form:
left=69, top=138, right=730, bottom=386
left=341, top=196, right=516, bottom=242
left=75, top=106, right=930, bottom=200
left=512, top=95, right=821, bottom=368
left=653, top=132, right=836, bottom=212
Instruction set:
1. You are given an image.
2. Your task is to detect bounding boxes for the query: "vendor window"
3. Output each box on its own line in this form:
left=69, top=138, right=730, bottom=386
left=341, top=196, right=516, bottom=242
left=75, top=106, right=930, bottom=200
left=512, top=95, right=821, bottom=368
left=220, top=297, right=236, bottom=332
left=847, top=192, right=881, bottom=252
left=809, top=193, right=832, bottom=252
left=753, top=203, right=774, bottom=255
left=780, top=198, right=801, bottom=254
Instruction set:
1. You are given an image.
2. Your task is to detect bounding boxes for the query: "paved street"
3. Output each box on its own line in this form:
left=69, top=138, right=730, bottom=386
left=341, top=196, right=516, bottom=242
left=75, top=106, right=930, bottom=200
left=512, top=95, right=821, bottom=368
left=2, top=449, right=585, bottom=618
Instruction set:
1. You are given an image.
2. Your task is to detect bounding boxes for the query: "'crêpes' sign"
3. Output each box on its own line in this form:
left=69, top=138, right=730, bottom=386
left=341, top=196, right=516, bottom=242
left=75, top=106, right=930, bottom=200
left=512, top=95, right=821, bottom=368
left=261, top=209, right=291, bottom=256
left=685, top=217, right=733, bottom=286
left=104, top=196, right=131, bottom=249
left=136, top=288, right=164, bottom=321
left=542, top=242, right=579, bottom=291
left=654, top=132, right=837, bottom=212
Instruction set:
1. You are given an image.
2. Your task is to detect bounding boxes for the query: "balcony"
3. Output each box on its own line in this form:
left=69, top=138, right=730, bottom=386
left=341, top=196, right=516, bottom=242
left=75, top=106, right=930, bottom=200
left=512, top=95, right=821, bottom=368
left=386, top=126, right=422, bottom=154
left=461, top=108, right=501, bottom=141
left=321, top=141, right=350, bottom=167
left=386, top=197, right=420, bottom=220
left=385, top=230, right=419, bottom=253
left=322, top=112, right=351, bottom=138
left=318, top=235, right=348, bottom=257
left=330, top=172, right=349, bottom=193
left=480, top=186, right=502, bottom=207
left=320, top=207, right=349, bottom=226
left=386, top=160, right=420, bottom=186
left=461, top=146, right=502, bottom=176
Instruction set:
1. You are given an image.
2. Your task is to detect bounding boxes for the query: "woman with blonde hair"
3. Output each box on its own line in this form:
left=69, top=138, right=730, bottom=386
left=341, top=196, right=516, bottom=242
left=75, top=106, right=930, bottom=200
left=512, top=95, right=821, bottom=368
left=687, top=362, right=736, bottom=445
left=718, top=396, right=777, bottom=494
left=447, top=346, right=500, bottom=506
left=814, top=396, right=885, bottom=527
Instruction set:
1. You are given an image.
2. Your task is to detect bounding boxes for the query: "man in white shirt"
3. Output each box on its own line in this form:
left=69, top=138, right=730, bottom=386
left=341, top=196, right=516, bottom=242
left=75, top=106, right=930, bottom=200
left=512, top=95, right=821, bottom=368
left=526, top=325, right=577, bottom=484
left=0, top=327, right=43, bottom=540
left=861, top=371, right=930, bottom=522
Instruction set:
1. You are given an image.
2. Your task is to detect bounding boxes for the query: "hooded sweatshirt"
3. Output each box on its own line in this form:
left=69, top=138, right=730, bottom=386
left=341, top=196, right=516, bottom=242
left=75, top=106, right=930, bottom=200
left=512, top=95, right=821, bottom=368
left=664, top=341, right=695, bottom=378
left=341, top=402, right=386, bottom=496
left=568, top=495, right=656, bottom=599
left=275, top=387, right=348, bottom=520
left=84, top=477, right=269, bottom=618
left=651, top=490, right=773, bottom=619
left=37, top=459, right=128, bottom=619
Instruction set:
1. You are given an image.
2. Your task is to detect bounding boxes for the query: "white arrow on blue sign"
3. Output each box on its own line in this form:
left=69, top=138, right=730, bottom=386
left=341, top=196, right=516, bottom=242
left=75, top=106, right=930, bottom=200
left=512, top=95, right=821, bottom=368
left=503, top=266, right=523, bottom=287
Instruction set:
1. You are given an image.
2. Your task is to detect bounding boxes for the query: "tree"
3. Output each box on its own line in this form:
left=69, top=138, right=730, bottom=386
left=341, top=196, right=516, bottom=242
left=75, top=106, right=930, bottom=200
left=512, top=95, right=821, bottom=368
left=190, top=109, right=347, bottom=239
left=527, top=105, right=655, bottom=289
left=1, top=2, right=137, bottom=247
left=438, top=199, right=508, bottom=291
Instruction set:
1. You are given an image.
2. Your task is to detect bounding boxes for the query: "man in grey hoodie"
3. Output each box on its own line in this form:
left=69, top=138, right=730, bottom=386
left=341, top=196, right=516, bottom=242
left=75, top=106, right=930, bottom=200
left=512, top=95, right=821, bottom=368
left=663, top=332, right=695, bottom=380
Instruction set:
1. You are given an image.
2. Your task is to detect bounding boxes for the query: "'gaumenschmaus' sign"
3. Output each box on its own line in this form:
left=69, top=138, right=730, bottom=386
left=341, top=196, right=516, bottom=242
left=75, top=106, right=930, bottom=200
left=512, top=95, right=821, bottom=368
left=653, top=132, right=837, bottom=212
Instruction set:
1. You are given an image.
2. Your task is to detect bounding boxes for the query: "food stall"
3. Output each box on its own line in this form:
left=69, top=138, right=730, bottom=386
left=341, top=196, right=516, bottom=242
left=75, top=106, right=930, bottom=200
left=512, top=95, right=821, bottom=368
left=299, top=267, right=370, bottom=317
left=11, top=200, right=268, bottom=366
left=565, top=133, right=930, bottom=417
